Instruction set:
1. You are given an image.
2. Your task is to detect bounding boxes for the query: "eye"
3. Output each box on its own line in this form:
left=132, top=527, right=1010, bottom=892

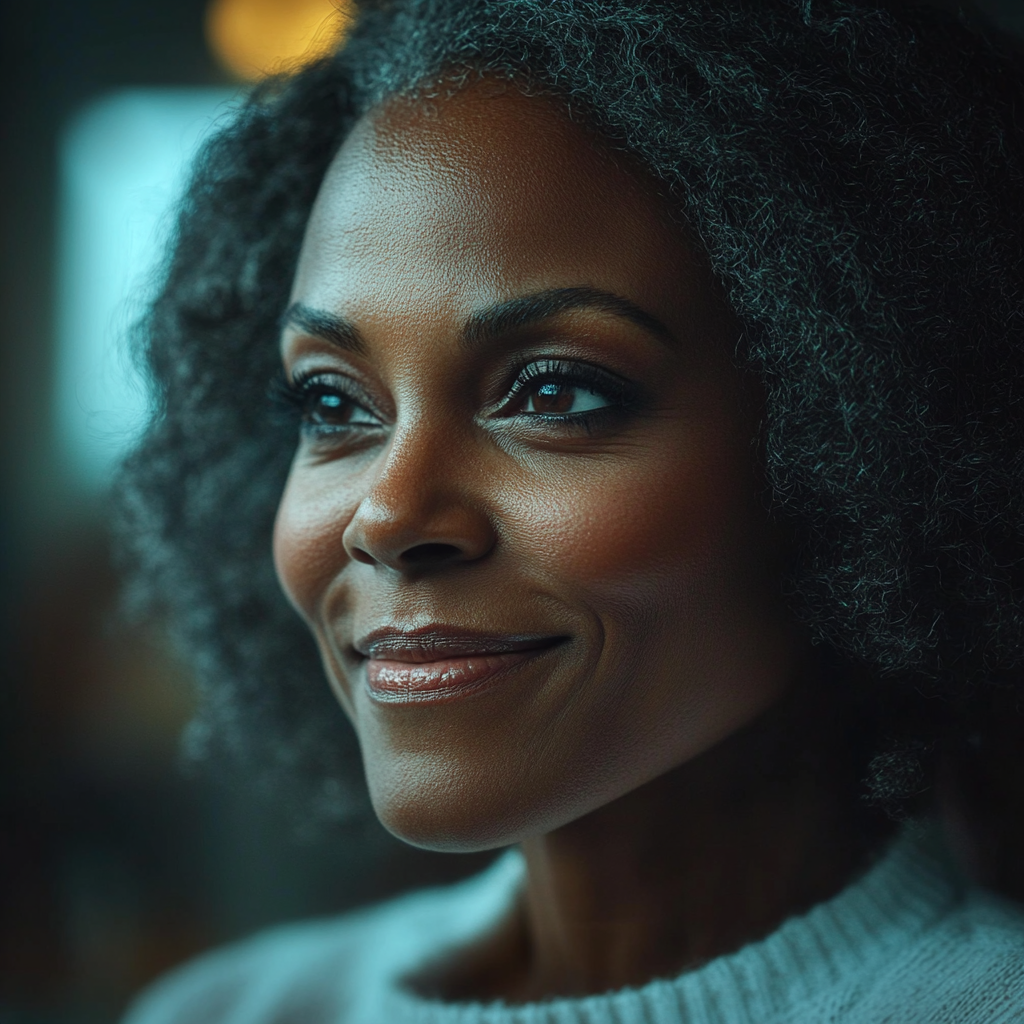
left=305, top=388, right=380, bottom=428
left=271, top=371, right=383, bottom=434
left=504, top=358, right=635, bottom=424
left=521, top=381, right=611, bottom=416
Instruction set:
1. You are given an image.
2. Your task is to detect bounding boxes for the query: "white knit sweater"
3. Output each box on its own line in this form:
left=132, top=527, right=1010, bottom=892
left=124, top=825, right=1024, bottom=1024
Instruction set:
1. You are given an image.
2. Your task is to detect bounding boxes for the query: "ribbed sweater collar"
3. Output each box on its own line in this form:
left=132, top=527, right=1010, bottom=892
left=378, top=824, right=964, bottom=1024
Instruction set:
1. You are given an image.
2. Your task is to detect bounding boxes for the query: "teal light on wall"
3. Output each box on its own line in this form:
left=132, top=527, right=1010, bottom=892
left=56, top=88, right=237, bottom=490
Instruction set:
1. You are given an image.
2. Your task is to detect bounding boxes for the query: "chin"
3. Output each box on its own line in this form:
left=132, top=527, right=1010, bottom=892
left=365, top=758, right=586, bottom=853
left=368, top=782, right=528, bottom=853
left=372, top=798, right=527, bottom=854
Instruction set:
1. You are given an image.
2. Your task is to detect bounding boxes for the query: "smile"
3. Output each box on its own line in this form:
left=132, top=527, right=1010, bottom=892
left=355, top=628, right=567, bottom=704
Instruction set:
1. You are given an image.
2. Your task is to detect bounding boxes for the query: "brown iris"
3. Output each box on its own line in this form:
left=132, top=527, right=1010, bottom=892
left=529, top=383, right=576, bottom=414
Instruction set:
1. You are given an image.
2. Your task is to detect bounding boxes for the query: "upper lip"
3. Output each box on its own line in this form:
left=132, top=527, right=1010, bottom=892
left=354, top=626, right=565, bottom=663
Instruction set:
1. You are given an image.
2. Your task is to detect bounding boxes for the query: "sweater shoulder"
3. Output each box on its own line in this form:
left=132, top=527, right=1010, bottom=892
left=848, top=891, right=1024, bottom=1024
left=120, top=914, right=367, bottom=1024
left=120, top=852, right=523, bottom=1024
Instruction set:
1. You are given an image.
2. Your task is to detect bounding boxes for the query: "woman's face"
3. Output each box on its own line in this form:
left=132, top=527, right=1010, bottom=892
left=274, top=80, right=801, bottom=851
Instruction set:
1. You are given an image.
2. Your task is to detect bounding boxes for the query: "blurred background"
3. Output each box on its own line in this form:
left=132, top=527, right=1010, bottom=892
left=2, top=0, right=1024, bottom=1021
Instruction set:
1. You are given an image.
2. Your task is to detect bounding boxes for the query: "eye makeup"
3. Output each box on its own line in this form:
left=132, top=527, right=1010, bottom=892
left=271, top=370, right=385, bottom=439
left=498, top=357, right=646, bottom=430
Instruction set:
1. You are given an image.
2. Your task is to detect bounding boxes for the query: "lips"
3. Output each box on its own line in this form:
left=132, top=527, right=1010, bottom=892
left=354, top=627, right=565, bottom=704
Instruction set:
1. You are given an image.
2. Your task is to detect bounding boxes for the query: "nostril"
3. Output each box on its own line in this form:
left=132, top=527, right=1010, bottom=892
left=350, top=547, right=377, bottom=566
left=399, top=542, right=462, bottom=567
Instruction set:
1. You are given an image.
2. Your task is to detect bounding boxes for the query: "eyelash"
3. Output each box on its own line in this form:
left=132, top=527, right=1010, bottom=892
left=269, top=371, right=380, bottom=436
left=502, top=358, right=638, bottom=426
left=269, top=359, right=640, bottom=438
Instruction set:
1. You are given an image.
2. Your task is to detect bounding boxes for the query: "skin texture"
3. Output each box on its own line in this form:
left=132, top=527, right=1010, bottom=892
left=273, top=79, right=889, bottom=998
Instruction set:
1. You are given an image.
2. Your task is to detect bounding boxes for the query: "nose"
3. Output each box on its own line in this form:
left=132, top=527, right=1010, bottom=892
left=341, top=429, right=497, bottom=572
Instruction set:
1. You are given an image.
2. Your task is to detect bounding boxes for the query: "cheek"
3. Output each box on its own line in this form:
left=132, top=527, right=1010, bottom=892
left=272, top=464, right=358, bottom=621
left=513, top=434, right=757, bottom=606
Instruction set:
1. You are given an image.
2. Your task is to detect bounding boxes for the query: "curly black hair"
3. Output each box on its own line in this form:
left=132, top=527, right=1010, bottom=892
left=115, top=0, right=1024, bottom=823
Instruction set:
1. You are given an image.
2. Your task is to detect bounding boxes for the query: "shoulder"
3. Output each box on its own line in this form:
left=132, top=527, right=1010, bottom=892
left=850, top=890, right=1024, bottom=1024
left=120, top=851, right=523, bottom=1024
left=120, top=915, right=365, bottom=1024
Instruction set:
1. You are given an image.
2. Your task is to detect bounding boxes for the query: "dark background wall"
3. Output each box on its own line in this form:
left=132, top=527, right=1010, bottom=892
left=1, top=6, right=221, bottom=1019
left=2, top=1, right=1024, bottom=1021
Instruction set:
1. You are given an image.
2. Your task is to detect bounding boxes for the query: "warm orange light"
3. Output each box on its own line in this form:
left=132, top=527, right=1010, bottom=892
left=206, top=0, right=356, bottom=82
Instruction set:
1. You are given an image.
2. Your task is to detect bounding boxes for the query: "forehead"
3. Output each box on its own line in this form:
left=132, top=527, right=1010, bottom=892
left=290, top=79, right=706, bottom=327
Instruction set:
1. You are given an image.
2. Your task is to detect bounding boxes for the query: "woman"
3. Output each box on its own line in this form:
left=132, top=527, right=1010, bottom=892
left=119, top=1, right=1024, bottom=1020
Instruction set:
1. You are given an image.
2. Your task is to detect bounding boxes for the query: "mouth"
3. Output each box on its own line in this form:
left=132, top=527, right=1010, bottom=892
left=353, top=626, right=567, bottom=704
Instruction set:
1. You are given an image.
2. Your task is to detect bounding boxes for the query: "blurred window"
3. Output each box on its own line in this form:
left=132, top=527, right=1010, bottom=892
left=56, top=89, right=236, bottom=490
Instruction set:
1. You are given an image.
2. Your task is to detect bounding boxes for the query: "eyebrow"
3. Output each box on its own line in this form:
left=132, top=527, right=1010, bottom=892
left=280, top=287, right=674, bottom=355
left=280, top=303, right=367, bottom=354
left=462, top=287, right=675, bottom=349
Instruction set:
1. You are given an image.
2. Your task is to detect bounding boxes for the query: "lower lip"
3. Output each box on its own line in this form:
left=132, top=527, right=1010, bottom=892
left=365, top=650, right=547, bottom=704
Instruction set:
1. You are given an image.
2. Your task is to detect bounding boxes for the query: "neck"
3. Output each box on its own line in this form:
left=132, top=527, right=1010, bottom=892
left=443, top=665, right=894, bottom=1002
